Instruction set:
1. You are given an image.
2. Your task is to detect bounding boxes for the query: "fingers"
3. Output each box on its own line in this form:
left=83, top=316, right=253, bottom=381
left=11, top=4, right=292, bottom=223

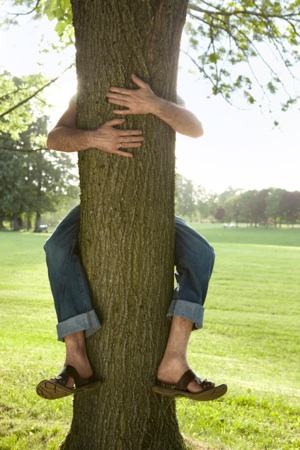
left=113, top=149, right=133, bottom=158
left=117, top=135, right=144, bottom=144
left=112, top=109, right=131, bottom=115
left=104, top=118, right=126, bottom=126
left=98, top=119, right=144, bottom=157
left=106, top=92, right=131, bottom=109
left=111, top=140, right=143, bottom=158
left=107, top=87, right=131, bottom=96
left=107, top=74, right=147, bottom=94
left=131, top=74, right=148, bottom=88
left=102, top=119, right=143, bottom=136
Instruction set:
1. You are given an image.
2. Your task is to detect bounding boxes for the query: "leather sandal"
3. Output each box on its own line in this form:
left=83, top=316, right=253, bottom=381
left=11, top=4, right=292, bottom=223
left=152, top=369, right=227, bottom=401
left=36, top=365, right=102, bottom=400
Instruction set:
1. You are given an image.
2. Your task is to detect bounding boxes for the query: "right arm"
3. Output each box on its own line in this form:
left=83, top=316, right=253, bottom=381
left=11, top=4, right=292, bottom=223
left=47, top=98, right=144, bottom=158
left=107, top=74, right=204, bottom=138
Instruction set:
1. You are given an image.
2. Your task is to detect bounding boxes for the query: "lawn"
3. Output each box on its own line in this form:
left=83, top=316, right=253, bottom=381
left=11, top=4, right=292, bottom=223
left=0, top=226, right=299, bottom=449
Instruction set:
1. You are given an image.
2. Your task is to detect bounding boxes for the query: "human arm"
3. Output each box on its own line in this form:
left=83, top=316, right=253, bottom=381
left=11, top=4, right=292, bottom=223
left=46, top=98, right=144, bottom=158
left=106, top=74, right=204, bottom=138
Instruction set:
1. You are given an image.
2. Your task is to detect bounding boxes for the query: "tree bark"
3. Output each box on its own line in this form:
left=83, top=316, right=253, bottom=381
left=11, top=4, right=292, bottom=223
left=63, top=1, right=188, bottom=448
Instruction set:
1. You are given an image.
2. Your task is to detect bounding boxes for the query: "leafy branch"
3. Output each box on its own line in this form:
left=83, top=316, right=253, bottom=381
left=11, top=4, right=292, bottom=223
left=0, top=64, right=73, bottom=118
left=185, top=0, right=300, bottom=109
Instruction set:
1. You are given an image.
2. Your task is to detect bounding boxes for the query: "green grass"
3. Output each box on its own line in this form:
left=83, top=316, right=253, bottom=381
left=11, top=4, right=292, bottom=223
left=0, top=227, right=300, bottom=449
left=0, top=231, right=71, bottom=450
left=192, top=222, right=300, bottom=247
left=180, top=223, right=300, bottom=449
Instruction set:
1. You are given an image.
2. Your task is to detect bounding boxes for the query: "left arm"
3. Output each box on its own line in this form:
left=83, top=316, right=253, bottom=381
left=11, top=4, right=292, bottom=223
left=106, top=74, right=204, bottom=138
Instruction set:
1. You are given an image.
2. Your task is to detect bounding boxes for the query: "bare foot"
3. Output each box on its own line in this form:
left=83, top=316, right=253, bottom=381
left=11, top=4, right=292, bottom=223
left=63, top=356, right=93, bottom=388
left=59, top=332, right=93, bottom=388
left=157, top=352, right=214, bottom=393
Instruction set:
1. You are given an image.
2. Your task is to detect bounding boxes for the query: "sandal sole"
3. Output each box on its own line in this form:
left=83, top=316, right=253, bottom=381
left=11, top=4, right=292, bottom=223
left=36, top=379, right=102, bottom=400
left=152, top=383, right=227, bottom=401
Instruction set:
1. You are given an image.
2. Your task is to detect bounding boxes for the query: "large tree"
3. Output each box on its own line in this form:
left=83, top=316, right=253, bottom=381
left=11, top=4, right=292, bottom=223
left=61, top=1, right=189, bottom=449
left=2, top=1, right=300, bottom=448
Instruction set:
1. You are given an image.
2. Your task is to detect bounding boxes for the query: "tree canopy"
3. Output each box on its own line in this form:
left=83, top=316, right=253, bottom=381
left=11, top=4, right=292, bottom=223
left=1, top=1, right=298, bottom=226
left=1, top=0, right=300, bottom=114
left=0, top=114, right=79, bottom=230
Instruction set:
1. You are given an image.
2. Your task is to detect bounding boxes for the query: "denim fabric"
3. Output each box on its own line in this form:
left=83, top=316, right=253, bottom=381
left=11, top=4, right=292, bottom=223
left=169, top=217, right=215, bottom=329
left=44, top=206, right=100, bottom=341
left=44, top=206, right=214, bottom=340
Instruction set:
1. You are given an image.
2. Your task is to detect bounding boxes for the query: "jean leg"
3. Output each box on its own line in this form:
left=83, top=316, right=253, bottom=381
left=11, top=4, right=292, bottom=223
left=44, top=205, right=101, bottom=341
left=167, top=217, right=215, bottom=329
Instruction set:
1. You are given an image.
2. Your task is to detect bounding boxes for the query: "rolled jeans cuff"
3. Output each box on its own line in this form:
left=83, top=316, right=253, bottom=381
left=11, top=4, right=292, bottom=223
left=56, top=309, right=101, bottom=341
left=166, top=299, right=204, bottom=330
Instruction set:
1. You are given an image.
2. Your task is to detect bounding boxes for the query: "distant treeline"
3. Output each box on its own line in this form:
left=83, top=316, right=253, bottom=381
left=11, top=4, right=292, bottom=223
left=176, top=174, right=300, bottom=226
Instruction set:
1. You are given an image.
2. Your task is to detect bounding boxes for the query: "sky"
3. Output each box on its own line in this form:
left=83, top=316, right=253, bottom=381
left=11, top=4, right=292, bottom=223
left=0, top=9, right=299, bottom=194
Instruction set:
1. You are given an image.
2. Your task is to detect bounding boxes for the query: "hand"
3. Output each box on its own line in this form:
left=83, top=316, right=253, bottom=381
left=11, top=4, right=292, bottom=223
left=92, top=118, right=144, bottom=158
left=106, top=74, right=159, bottom=116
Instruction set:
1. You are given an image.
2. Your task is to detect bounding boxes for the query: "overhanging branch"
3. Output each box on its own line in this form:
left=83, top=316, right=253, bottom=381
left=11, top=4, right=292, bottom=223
left=0, top=64, right=73, bottom=118
left=187, top=1, right=300, bottom=22
left=3, top=0, right=41, bottom=17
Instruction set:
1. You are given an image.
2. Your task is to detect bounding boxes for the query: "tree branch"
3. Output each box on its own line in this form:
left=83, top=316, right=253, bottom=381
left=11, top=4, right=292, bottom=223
left=188, top=1, right=300, bottom=22
left=0, top=64, right=73, bottom=118
left=0, top=145, right=45, bottom=153
left=3, top=0, right=41, bottom=17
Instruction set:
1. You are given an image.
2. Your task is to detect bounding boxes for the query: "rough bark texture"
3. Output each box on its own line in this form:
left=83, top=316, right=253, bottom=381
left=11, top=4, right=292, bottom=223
left=63, top=1, right=188, bottom=449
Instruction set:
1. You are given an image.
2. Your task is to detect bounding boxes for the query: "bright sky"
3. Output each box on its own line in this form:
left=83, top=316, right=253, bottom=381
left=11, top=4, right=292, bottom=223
left=1, top=11, right=299, bottom=194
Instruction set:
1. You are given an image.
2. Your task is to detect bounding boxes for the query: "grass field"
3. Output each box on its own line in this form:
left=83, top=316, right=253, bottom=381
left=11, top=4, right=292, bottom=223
left=0, top=225, right=299, bottom=450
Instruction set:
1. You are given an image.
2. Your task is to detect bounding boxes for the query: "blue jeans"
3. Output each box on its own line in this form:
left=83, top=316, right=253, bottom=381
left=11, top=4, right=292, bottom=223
left=44, top=206, right=215, bottom=341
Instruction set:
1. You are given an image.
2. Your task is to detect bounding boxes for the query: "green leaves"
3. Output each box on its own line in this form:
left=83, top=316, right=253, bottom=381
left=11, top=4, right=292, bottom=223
left=186, top=0, right=300, bottom=108
left=0, top=116, right=79, bottom=223
left=41, top=0, right=74, bottom=42
left=2, top=1, right=300, bottom=111
left=0, top=72, right=50, bottom=139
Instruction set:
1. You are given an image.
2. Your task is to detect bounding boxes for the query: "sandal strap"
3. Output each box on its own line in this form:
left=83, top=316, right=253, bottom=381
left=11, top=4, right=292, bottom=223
left=175, top=370, right=214, bottom=392
left=175, top=369, right=199, bottom=391
left=198, top=379, right=214, bottom=391
left=55, top=365, right=87, bottom=388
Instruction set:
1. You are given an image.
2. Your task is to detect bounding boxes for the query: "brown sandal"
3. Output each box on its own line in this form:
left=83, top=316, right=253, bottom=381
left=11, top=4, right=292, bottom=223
left=36, top=365, right=102, bottom=400
left=152, top=369, right=227, bottom=401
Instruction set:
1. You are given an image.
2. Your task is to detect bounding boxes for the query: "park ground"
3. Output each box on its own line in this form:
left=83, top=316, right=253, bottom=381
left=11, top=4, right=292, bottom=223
left=0, top=223, right=299, bottom=449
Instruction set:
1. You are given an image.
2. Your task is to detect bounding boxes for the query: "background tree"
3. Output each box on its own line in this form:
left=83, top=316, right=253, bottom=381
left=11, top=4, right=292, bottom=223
left=175, top=174, right=197, bottom=219
left=214, top=206, right=226, bottom=223
left=280, top=191, right=300, bottom=226
left=0, top=141, right=25, bottom=229
left=194, top=186, right=217, bottom=221
left=224, top=194, right=243, bottom=226
left=239, top=190, right=260, bottom=225
left=0, top=71, right=66, bottom=139
left=255, top=188, right=271, bottom=225
left=265, top=188, right=286, bottom=226
left=0, top=116, right=78, bottom=230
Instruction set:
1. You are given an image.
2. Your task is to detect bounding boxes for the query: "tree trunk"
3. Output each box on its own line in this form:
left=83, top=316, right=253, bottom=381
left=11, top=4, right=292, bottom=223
left=63, top=1, right=188, bottom=448
left=34, top=212, right=41, bottom=232
left=12, top=214, right=21, bottom=231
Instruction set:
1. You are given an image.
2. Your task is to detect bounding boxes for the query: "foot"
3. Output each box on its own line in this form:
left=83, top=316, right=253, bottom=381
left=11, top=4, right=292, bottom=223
left=50, top=361, right=93, bottom=388
left=157, top=354, right=214, bottom=393
left=36, top=365, right=102, bottom=400
left=59, top=355, right=93, bottom=388
left=54, top=332, right=94, bottom=388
